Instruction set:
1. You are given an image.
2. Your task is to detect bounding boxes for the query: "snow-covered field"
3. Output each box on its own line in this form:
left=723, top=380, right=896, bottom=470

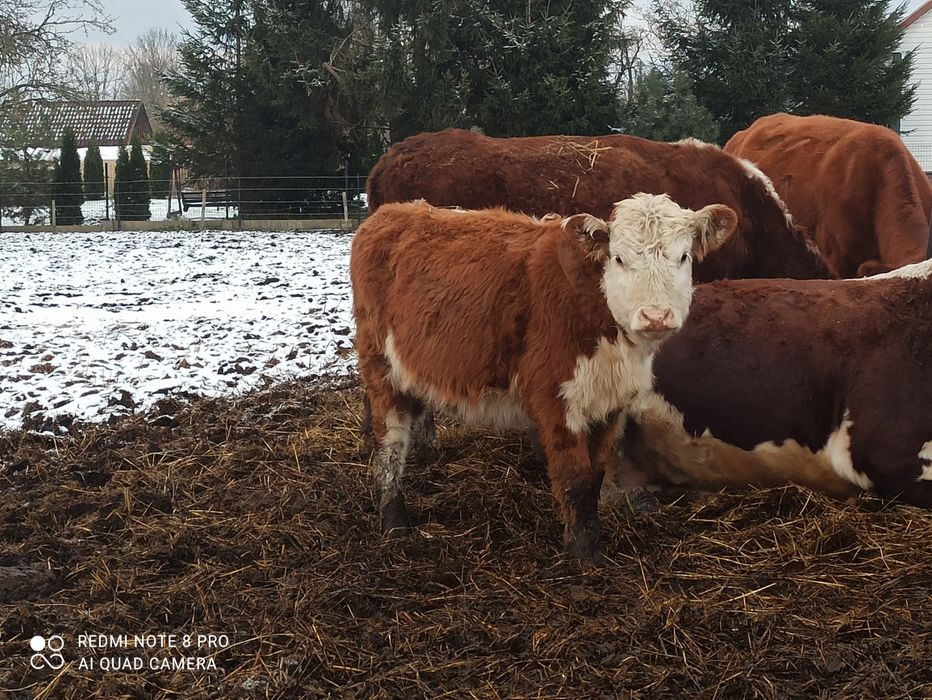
left=0, top=229, right=355, bottom=431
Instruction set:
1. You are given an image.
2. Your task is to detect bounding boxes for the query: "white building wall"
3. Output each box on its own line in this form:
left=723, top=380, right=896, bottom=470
left=900, top=11, right=932, bottom=170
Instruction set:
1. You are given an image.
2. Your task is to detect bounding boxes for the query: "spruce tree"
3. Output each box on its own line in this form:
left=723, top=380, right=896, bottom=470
left=53, top=127, right=84, bottom=225
left=149, top=135, right=173, bottom=200
left=128, top=136, right=151, bottom=221
left=658, top=0, right=795, bottom=142
left=659, top=0, right=917, bottom=141
left=791, top=0, right=915, bottom=125
left=83, top=139, right=105, bottom=200
left=618, top=68, right=720, bottom=143
left=114, top=145, right=131, bottom=220
left=361, top=0, right=629, bottom=141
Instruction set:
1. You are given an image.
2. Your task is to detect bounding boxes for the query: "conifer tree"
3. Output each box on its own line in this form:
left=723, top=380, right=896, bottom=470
left=53, top=127, right=84, bottom=225
left=658, top=0, right=916, bottom=141
left=149, top=136, right=174, bottom=200
left=83, top=139, right=105, bottom=200
left=128, top=136, right=151, bottom=221
left=791, top=0, right=915, bottom=125
left=114, top=145, right=131, bottom=220
left=618, top=67, right=720, bottom=143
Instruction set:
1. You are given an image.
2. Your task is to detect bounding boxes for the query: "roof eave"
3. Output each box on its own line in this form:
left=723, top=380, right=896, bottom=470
left=902, top=1, right=932, bottom=29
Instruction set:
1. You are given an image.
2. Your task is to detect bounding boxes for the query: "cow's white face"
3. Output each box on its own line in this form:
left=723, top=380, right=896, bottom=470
left=567, top=193, right=737, bottom=347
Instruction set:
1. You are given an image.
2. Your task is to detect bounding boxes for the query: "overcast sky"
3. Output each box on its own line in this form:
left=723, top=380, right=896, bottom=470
left=80, top=0, right=930, bottom=48
left=83, top=0, right=194, bottom=46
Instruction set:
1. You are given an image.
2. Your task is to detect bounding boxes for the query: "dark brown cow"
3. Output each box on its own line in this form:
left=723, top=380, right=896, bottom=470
left=612, top=260, right=932, bottom=507
left=726, top=113, right=932, bottom=278
left=351, top=196, right=737, bottom=559
left=367, top=128, right=831, bottom=282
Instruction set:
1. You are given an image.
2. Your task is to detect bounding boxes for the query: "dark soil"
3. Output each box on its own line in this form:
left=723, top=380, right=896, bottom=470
left=1, top=379, right=930, bottom=699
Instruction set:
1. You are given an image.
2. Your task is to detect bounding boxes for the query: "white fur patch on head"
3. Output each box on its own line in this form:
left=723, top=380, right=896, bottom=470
left=736, top=157, right=794, bottom=228
left=674, top=137, right=718, bottom=150
left=918, top=441, right=932, bottom=481
left=820, top=411, right=873, bottom=489
left=602, top=193, right=727, bottom=339
left=859, top=258, right=932, bottom=281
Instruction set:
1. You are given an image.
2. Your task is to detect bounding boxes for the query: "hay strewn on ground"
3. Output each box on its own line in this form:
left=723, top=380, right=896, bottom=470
left=1, top=379, right=931, bottom=699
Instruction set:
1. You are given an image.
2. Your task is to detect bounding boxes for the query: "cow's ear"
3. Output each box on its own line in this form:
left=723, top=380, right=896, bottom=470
left=692, top=204, right=737, bottom=261
left=563, top=214, right=610, bottom=261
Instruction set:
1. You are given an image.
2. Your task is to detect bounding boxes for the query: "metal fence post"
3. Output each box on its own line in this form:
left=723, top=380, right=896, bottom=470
left=200, top=186, right=207, bottom=224
left=104, top=168, right=110, bottom=221
left=51, top=199, right=56, bottom=229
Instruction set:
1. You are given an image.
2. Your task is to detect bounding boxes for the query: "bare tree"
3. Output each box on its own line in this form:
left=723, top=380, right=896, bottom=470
left=65, top=42, right=125, bottom=99
left=121, top=28, right=178, bottom=125
left=0, top=0, right=112, bottom=104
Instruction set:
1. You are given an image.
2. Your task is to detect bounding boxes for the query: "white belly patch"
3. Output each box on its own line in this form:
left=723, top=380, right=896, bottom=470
left=383, top=332, right=532, bottom=431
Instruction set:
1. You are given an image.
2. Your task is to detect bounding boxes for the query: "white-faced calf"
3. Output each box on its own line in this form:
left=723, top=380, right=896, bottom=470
left=350, top=195, right=737, bottom=559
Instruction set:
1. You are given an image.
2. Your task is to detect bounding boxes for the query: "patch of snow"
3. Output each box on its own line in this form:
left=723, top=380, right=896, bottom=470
left=0, top=228, right=356, bottom=430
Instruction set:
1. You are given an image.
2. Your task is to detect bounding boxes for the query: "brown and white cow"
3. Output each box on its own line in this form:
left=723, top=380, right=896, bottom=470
left=351, top=195, right=737, bottom=559
left=366, top=128, right=831, bottom=282
left=726, top=113, right=932, bottom=278
left=613, top=259, right=932, bottom=507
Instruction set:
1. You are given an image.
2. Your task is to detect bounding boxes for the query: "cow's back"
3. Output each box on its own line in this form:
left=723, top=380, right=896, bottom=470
left=726, top=113, right=932, bottom=277
left=351, top=202, right=561, bottom=397
left=648, top=273, right=932, bottom=500
left=368, top=129, right=829, bottom=281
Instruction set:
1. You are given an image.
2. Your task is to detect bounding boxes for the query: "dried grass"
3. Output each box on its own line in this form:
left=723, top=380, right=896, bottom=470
left=545, top=139, right=613, bottom=198
left=1, top=378, right=931, bottom=699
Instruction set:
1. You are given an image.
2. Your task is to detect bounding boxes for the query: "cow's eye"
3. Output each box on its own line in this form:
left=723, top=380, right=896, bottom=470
left=613, top=255, right=624, bottom=266
left=680, top=252, right=690, bottom=265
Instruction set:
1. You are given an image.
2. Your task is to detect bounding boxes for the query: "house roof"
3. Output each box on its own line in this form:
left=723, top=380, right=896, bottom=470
left=0, top=100, right=153, bottom=148
left=902, top=1, right=932, bottom=29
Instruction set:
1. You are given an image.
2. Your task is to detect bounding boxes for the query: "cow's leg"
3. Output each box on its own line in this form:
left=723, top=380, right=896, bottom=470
left=359, top=351, right=415, bottom=535
left=370, top=394, right=415, bottom=535
left=602, top=416, right=664, bottom=513
left=534, top=415, right=604, bottom=560
left=410, top=409, right=441, bottom=462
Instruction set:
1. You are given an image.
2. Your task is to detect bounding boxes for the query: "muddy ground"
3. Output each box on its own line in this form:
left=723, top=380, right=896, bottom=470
left=1, top=379, right=930, bottom=699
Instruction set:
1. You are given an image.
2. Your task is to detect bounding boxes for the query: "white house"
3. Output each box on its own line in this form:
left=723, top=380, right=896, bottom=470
left=900, top=2, right=932, bottom=169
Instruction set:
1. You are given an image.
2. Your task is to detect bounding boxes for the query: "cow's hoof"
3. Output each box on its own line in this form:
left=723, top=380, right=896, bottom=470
left=380, top=494, right=411, bottom=536
left=565, top=519, right=601, bottom=562
left=624, top=487, right=661, bottom=514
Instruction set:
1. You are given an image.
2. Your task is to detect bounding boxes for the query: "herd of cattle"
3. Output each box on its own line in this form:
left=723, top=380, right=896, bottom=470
left=350, top=112, right=932, bottom=560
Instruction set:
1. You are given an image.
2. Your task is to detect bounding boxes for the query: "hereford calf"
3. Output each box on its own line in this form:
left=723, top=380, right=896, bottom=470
left=614, top=260, right=932, bottom=506
left=351, top=195, right=737, bottom=559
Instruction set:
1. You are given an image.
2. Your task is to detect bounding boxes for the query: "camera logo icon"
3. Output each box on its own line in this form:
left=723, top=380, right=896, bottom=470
left=29, top=635, right=65, bottom=670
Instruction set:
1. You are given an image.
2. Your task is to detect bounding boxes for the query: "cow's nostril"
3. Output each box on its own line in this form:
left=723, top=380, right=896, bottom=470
left=638, top=307, right=675, bottom=331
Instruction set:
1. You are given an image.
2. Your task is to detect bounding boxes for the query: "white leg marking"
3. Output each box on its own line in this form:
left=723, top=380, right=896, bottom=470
left=375, top=409, right=412, bottom=498
left=917, top=441, right=932, bottom=482
left=820, top=411, right=873, bottom=489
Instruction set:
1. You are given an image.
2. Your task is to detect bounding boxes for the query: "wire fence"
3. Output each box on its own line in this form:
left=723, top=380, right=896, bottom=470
left=0, top=175, right=369, bottom=228
left=900, top=138, right=932, bottom=174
